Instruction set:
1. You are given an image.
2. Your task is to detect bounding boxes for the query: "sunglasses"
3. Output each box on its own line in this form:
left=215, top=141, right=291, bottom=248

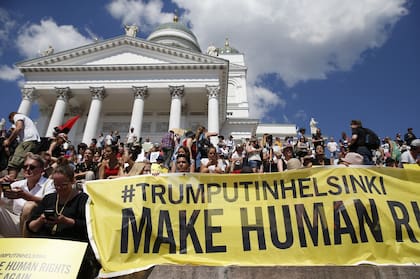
left=177, top=161, right=188, bottom=164
left=23, top=164, right=40, bottom=171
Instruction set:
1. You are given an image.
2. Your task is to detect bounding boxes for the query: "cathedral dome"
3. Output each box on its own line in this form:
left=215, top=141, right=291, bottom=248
left=218, top=38, right=240, bottom=55
left=147, top=16, right=201, bottom=52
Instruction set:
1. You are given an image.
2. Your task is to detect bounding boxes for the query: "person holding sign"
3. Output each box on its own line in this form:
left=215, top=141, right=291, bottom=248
left=26, top=158, right=100, bottom=278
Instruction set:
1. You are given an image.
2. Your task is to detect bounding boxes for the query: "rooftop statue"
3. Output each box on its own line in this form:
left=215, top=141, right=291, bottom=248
left=310, top=117, right=318, bottom=135
left=41, top=45, right=54, bottom=56
left=124, top=24, right=138, bottom=37
left=206, top=44, right=219, bottom=56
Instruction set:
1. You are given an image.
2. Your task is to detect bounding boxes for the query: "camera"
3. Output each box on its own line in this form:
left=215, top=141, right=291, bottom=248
left=44, top=209, right=57, bottom=220
left=1, top=182, right=11, bottom=192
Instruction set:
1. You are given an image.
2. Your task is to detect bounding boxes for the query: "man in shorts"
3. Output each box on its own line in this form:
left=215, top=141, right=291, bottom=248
left=1, top=112, right=41, bottom=182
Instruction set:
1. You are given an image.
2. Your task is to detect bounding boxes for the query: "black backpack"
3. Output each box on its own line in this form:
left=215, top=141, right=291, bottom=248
left=364, top=128, right=380, bottom=150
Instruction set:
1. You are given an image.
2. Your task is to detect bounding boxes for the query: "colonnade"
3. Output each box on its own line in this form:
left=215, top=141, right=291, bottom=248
left=17, top=85, right=221, bottom=144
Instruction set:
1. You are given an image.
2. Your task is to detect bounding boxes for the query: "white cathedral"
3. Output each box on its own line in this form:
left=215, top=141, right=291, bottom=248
left=15, top=16, right=297, bottom=144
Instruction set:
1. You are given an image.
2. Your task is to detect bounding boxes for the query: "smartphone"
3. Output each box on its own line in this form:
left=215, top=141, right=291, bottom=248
left=44, top=209, right=57, bottom=220
left=1, top=182, right=11, bottom=192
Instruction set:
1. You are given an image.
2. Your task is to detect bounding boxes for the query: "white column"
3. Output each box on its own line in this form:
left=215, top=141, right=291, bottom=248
left=45, top=87, right=71, bottom=137
left=37, top=105, right=52, bottom=136
left=129, top=86, right=148, bottom=140
left=82, top=87, right=106, bottom=144
left=206, top=85, right=220, bottom=133
left=17, top=87, right=36, bottom=116
left=168, top=85, right=184, bottom=131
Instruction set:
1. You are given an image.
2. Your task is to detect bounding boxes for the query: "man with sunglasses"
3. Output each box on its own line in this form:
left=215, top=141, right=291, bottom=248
left=0, top=153, right=55, bottom=237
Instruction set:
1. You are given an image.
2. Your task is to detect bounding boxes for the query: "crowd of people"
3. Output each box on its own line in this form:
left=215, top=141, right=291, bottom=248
left=0, top=111, right=419, bottom=278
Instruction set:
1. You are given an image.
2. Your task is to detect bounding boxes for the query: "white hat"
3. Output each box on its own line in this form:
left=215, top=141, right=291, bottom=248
left=287, top=158, right=303, bottom=170
left=410, top=139, right=420, bottom=147
left=341, top=152, right=363, bottom=165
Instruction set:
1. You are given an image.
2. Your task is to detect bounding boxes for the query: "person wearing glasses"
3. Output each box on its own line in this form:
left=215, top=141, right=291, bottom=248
left=0, top=152, right=55, bottom=237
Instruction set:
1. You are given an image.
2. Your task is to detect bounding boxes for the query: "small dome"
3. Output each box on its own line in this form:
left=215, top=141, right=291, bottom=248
left=147, top=16, right=201, bottom=52
left=218, top=38, right=240, bottom=55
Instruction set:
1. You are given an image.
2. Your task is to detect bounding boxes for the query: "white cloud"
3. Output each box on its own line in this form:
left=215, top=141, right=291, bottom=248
left=293, top=110, right=308, bottom=123
left=174, top=0, right=408, bottom=86
left=247, top=85, right=285, bottom=119
left=106, top=0, right=173, bottom=32
left=0, top=65, right=22, bottom=81
left=104, top=0, right=407, bottom=123
left=16, top=19, right=93, bottom=59
left=0, top=8, right=17, bottom=56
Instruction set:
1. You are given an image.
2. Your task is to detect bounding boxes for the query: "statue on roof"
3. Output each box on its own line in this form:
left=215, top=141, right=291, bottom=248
left=173, top=9, right=179, bottom=23
left=310, top=117, right=318, bottom=135
left=41, top=45, right=54, bottom=56
left=124, top=24, right=138, bottom=37
left=206, top=43, right=219, bottom=56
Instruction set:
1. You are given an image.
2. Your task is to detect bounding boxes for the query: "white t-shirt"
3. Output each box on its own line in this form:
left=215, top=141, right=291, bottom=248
left=200, top=158, right=226, bottom=173
left=9, top=176, right=55, bottom=215
left=327, top=141, right=338, bottom=153
left=399, top=151, right=416, bottom=167
left=13, top=113, right=40, bottom=142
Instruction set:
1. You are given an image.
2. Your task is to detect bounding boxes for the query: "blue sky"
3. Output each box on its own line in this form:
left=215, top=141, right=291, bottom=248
left=0, top=0, right=418, bottom=141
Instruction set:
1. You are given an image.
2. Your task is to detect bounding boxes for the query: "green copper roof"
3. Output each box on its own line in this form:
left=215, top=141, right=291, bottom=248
left=218, top=38, right=240, bottom=54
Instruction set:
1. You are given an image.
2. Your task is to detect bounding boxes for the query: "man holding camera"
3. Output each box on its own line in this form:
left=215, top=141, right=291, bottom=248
left=0, top=153, right=54, bottom=237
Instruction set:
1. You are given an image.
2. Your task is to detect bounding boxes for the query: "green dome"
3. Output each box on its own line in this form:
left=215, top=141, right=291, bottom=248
left=147, top=17, right=201, bottom=52
left=218, top=38, right=240, bottom=55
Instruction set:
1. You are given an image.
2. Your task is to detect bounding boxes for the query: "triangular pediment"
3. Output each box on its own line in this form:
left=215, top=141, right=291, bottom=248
left=86, top=52, right=166, bottom=65
left=16, top=35, right=227, bottom=68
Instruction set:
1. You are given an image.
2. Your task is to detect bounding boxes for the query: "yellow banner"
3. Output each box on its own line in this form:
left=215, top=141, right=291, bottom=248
left=0, top=238, right=87, bottom=279
left=85, top=167, right=420, bottom=277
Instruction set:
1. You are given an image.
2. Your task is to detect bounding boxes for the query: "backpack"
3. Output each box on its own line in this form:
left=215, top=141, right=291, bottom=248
left=364, top=128, right=380, bottom=150
left=198, top=135, right=211, bottom=157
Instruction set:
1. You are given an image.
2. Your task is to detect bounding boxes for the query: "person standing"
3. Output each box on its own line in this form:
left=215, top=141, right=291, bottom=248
left=399, top=139, right=420, bottom=168
left=161, top=130, right=175, bottom=169
left=125, top=127, right=137, bottom=149
left=246, top=136, right=262, bottom=173
left=326, top=137, right=339, bottom=165
left=348, top=120, right=373, bottom=165
left=1, top=112, right=40, bottom=182
left=311, top=128, right=325, bottom=150
left=404, top=128, right=417, bottom=146
left=339, top=131, right=350, bottom=156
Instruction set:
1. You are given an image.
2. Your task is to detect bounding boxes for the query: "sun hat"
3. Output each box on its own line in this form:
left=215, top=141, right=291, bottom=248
left=341, top=152, right=363, bottom=165
left=287, top=158, right=303, bottom=170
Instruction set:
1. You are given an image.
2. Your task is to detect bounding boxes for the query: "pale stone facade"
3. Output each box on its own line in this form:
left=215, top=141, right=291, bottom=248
left=15, top=21, right=296, bottom=144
